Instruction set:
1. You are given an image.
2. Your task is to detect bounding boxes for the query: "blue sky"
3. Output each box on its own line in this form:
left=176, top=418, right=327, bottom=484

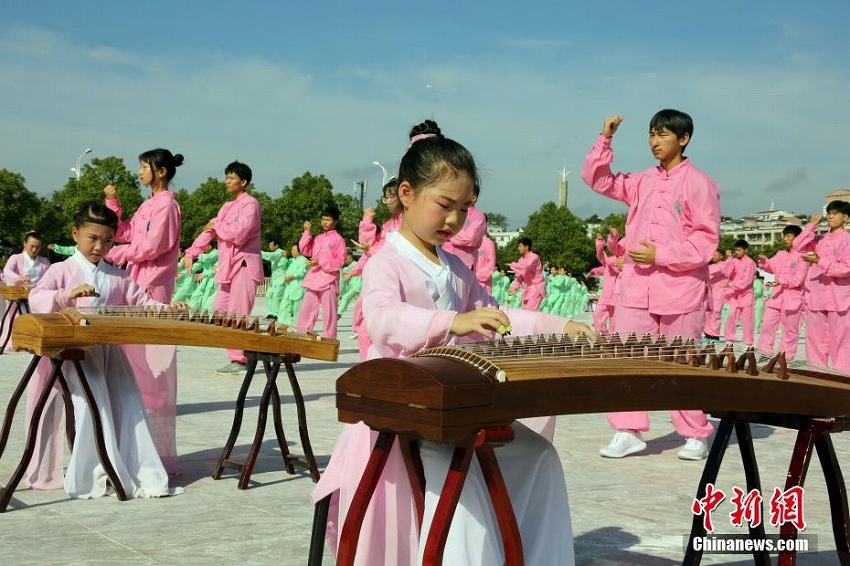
left=2, top=1, right=848, bottom=228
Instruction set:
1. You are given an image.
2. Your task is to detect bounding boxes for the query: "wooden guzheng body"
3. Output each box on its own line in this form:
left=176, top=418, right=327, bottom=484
left=12, top=306, right=339, bottom=360
left=0, top=285, right=32, bottom=302
left=337, top=333, right=850, bottom=443
left=333, top=333, right=850, bottom=566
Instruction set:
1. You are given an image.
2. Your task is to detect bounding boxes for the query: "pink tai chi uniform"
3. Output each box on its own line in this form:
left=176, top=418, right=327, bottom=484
left=25, top=252, right=174, bottom=497
left=311, top=231, right=575, bottom=565
left=442, top=205, right=487, bottom=270
left=794, top=223, right=850, bottom=372
left=704, top=260, right=730, bottom=338
left=185, top=191, right=263, bottom=364
left=106, top=190, right=182, bottom=473
left=592, top=232, right=622, bottom=333
left=582, top=134, right=719, bottom=439
left=509, top=251, right=546, bottom=311
left=296, top=227, right=347, bottom=339
left=722, top=254, right=757, bottom=345
left=474, top=234, right=497, bottom=294
left=757, top=249, right=808, bottom=360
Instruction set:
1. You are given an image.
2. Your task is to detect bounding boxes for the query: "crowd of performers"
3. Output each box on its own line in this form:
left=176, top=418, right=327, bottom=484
left=1, top=109, right=849, bottom=566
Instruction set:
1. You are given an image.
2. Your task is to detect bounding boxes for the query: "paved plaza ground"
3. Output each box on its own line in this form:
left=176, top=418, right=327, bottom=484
left=0, top=299, right=847, bottom=564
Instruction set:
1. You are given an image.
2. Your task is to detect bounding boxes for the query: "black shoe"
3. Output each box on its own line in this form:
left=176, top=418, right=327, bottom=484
left=265, top=314, right=278, bottom=320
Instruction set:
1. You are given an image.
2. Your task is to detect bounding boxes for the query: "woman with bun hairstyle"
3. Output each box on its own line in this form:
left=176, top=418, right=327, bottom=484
left=103, top=148, right=184, bottom=474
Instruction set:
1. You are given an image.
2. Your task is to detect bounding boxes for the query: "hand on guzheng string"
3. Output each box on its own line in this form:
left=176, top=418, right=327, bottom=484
left=68, top=284, right=100, bottom=300
left=450, top=307, right=511, bottom=339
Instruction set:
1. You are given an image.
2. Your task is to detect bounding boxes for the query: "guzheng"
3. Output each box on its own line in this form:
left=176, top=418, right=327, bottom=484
left=0, top=285, right=31, bottom=302
left=11, top=306, right=339, bottom=361
left=336, top=333, right=850, bottom=443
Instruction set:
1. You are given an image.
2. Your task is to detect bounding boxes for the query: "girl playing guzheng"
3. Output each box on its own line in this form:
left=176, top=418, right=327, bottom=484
left=25, top=201, right=183, bottom=498
left=311, top=120, right=588, bottom=565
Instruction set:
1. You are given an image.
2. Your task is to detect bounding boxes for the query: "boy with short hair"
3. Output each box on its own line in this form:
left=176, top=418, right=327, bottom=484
left=296, top=205, right=347, bottom=339
left=508, top=236, right=545, bottom=311
left=757, top=225, right=808, bottom=361
left=183, top=161, right=263, bottom=376
left=722, top=239, right=757, bottom=346
left=582, top=109, right=719, bottom=461
left=795, top=201, right=850, bottom=372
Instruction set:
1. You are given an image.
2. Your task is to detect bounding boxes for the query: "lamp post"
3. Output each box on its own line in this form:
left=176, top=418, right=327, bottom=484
left=71, top=148, right=93, bottom=180
left=373, top=161, right=388, bottom=185
left=354, top=180, right=367, bottom=210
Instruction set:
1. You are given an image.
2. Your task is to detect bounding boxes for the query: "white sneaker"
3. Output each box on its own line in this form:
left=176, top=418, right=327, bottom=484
left=678, top=437, right=709, bottom=461
left=599, top=430, right=647, bottom=458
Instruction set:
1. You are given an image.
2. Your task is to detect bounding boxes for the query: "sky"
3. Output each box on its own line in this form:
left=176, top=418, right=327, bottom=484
left=1, top=1, right=848, bottom=228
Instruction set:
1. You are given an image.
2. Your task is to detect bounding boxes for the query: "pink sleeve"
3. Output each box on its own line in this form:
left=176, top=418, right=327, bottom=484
left=819, top=239, right=850, bottom=278
left=580, top=135, right=638, bottom=207
left=793, top=224, right=817, bottom=253
left=299, top=230, right=314, bottom=257
left=349, top=253, right=369, bottom=276
left=3, top=255, right=21, bottom=282
left=758, top=255, right=774, bottom=274
left=105, top=197, right=133, bottom=243
left=361, top=256, right=455, bottom=357
left=118, top=200, right=180, bottom=264
left=28, top=266, right=73, bottom=313
left=785, top=256, right=809, bottom=290
left=319, top=235, right=347, bottom=273
left=214, top=198, right=260, bottom=246
left=358, top=216, right=377, bottom=246
left=595, top=238, right=605, bottom=264
left=185, top=230, right=215, bottom=260
left=730, top=259, right=756, bottom=292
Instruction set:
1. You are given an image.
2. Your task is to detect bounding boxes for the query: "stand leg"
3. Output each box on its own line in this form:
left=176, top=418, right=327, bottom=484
left=476, top=443, right=524, bottom=566
left=0, top=357, right=56, bottom=512
left=815, top=432, right=850, bottom=565
left=266, top=359, right=294, bottom=475
left=0, top=355, right=41, bottom=459
left=238, top=359, right=277, bottom=490
left=733, top=422, right=771, bottom=566
left=683, top=417, right=735, bottom=566
left=70, top=359, right=127, bottom=501
left=56, top=372, right=75, bottom=450
left=777, top=425, right=816, bottom=566
left=0, top=301, right=19, bottom=354
left=338, top=431, right=396, bottom=566
left=212, top=358, right=257, bottom=480
left=400, top=435, right=426, bottom=531
left=283, top=360, right=319, bottom=482
left=308, top=494, right=331, bottom=566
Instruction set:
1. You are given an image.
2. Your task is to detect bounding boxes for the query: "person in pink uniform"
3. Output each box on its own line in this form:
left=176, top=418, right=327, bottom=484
left=349, top=179, right=402, bottom=358
left=757, top=225, right=808, bottom=361
left=582, top=109, right=719, bottom=461
left=183, top=161, right=263, bottom=376
left=311, top=120, right=586, bottom=566
left=103, top=148, right=183, bottom=474
left=25, top=202, right=183, bottom=498
left=508, top=236, right=546, bottom=311
left=441, top=183, right=487, bottom=270
left=722, top=239, right=757, bottom=346
left=703, top=250, right=729, bottom=341
left=592, top=228, right=622, bottom=332
left=795, top=201, right=850, bottom=373
left=296, top=205, right=347, bottom=339
left=475, top=231, right=497, bottom=294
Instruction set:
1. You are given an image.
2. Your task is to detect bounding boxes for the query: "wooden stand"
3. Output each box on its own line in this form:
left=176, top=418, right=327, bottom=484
left=684, top=413, right=850, bottom=566
left=212, top=351, right=320, bottom=488
left=335, top=426, right=521, bottom=566
left=0, top=297, right=29, bottom=355
left=0, top=351, right=122, bottom=512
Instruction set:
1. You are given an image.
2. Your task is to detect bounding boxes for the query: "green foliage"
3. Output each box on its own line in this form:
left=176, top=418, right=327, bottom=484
left=262, top=172, right=340, bottom=249
left=176, top=178, right=229, bottom=248
left=595, top=213, right=627, bottom=239
left=0, top=169, right=41, bottom=250
left=484, top=212, right=508, bottom=231
left=333, top=193, right=360, bottom=243
left=496, top=236, right=521, bottom=271
left=50, top=157, right=141, bottom=237
left=523, top=202, right=596, bottom=272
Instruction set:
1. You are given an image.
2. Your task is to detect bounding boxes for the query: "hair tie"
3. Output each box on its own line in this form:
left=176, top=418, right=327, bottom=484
left=410, top=133, right=437, bottom=144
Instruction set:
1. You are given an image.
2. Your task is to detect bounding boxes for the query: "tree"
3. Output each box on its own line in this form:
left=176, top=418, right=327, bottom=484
left=522, top=202, right=595, bottom=272
left=595, top=213, right=627, bottom=240
left=264, top=172, right=338, bottom=249
left=50, top=157, right=141, bottom=237
left=484, top=212, right=508, bottom=231
left=0, top=169, right=41, bottom=256
left=175, top=177, right=229, bottom=248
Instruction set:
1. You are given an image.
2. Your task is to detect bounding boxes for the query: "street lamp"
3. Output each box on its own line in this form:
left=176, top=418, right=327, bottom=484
left=71, top=147, right=93, bottom=180
left=354, top=180, right=367, bottom=210
left=373, top=161, right=388, bottom=185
